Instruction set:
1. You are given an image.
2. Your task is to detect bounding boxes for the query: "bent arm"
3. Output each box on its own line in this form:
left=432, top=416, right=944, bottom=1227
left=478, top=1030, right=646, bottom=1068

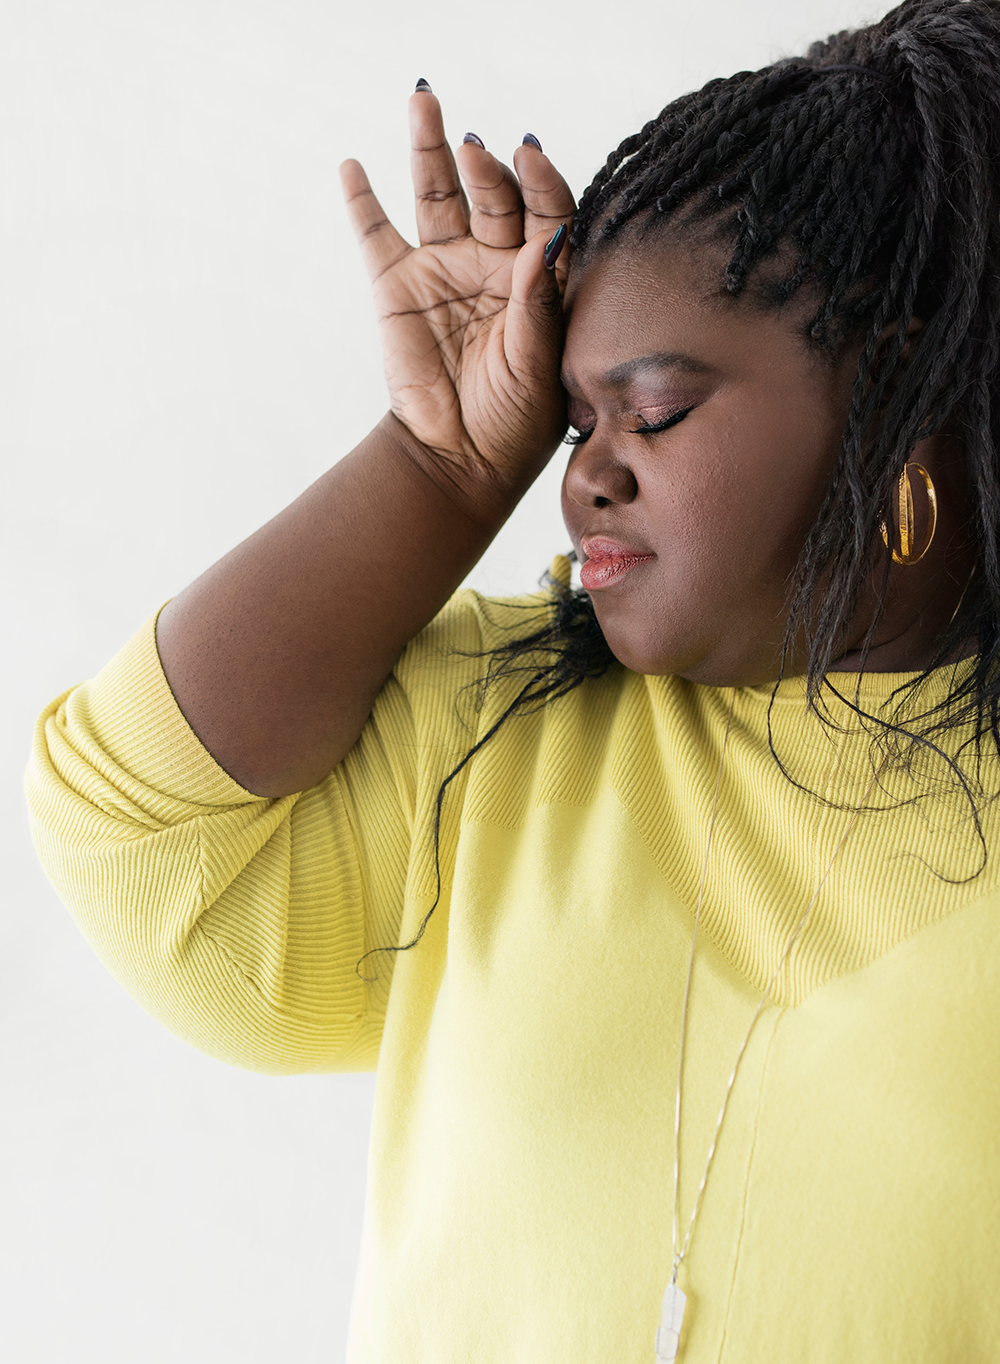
left=154, top=93, right=574, bottom=799
left=156, top=88, right=574, bottom=798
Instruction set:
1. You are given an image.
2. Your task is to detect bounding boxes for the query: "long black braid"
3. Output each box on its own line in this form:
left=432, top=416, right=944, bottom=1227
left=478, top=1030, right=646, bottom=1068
left=357, top=0, right=1000, bottom=979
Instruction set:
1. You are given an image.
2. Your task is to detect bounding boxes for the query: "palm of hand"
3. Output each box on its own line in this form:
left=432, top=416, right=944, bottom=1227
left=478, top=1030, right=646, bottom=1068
left=373, top=238, right=517, bottom=465
left=341, top=90, right=575, bottom=496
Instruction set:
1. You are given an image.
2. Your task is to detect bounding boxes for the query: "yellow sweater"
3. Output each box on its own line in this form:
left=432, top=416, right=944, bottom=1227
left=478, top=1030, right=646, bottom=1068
left=26, top=586, right=1000, bottom=1362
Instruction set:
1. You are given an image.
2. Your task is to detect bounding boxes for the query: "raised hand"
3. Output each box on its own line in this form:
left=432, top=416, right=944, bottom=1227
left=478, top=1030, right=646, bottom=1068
left=154, top=85, right=578, bottom=797
left=339, top=84, right=576, bottom=512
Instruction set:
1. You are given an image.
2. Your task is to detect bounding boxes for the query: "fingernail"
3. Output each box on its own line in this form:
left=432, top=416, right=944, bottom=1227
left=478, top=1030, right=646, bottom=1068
left=522, top=133, right=543, bottom=152
left=544, top=222, right=567, bottom=270
left=415, top=78, right=432, bottom=93
left=463, top=132, right=485, bottom=148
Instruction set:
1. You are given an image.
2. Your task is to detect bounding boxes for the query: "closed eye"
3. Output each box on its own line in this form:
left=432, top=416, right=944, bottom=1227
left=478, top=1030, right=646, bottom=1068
left=629, top=407, right=694, bottom=435
left=563, top=407, right=694, bottom=447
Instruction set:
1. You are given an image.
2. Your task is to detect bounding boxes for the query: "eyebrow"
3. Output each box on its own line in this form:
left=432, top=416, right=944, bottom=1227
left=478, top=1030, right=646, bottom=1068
left=561, top=351, right=714, bottom=392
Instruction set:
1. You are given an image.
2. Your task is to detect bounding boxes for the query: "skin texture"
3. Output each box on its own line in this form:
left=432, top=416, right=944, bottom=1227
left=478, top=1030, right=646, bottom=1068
left=560, top=234, right=978, bottom=685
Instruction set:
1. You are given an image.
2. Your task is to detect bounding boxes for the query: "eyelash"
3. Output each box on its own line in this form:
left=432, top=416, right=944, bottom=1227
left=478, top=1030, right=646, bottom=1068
left=563, top=407, right=694, bottom=446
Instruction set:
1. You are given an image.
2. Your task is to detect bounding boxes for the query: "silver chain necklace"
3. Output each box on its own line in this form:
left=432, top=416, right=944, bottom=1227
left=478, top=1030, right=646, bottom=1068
left=655, top=689, right=887, bottom=1362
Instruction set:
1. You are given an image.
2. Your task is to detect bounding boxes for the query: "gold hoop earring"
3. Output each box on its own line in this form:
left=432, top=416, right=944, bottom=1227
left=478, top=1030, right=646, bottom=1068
left=879, top=461, right=938, bottom=565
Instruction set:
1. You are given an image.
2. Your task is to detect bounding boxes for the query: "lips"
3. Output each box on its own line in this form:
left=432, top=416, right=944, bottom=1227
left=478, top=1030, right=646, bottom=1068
left=579, top=536, right=655, bottom=590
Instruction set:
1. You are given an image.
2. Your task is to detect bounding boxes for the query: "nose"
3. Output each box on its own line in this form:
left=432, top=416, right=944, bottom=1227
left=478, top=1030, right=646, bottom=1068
left=562, top=431, right=638, bottom=509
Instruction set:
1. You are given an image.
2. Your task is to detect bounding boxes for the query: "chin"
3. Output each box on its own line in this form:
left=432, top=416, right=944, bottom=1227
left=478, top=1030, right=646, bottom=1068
left=596, top=615, right=782, bottom=687
left=595, top=619, right=699, bottom=680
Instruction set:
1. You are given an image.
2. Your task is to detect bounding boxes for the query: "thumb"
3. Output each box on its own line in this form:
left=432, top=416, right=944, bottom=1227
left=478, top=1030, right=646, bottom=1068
left=503, top=223, right=568, bottom=385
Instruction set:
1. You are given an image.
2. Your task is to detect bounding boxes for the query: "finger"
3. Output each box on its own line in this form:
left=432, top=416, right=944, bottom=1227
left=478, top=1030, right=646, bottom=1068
left=503, top=224, right=567, bottom=386
left=455, top=139, right=525, bottom=249
left=408, top=89, right=469, bottom=246
left=513, top=141, right=576, bottom=286
left=339, top=159, right=411, bottom=282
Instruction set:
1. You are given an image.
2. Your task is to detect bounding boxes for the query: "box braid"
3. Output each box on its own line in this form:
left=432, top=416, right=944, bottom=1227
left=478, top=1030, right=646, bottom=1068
left=358, top=0, right=1000, bottom=978
left=555, top=0, right=1000, bottom=753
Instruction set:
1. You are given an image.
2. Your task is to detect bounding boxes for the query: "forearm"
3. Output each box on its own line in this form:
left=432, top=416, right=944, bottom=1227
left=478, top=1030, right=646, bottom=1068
left=154, top=412, right=524, bottom=797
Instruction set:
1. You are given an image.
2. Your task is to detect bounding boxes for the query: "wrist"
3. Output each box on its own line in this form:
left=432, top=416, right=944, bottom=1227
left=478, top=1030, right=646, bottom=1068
left=378, top=410, right=536, bottom=533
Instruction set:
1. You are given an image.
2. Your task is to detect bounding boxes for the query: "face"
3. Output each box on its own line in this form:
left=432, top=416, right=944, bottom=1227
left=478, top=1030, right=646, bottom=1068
left=560, top=233, right=862, bottom=686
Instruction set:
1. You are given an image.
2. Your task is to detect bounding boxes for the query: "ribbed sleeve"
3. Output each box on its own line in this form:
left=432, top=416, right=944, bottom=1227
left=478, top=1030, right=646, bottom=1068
left=24, top=591, right=533, bottom=1074
left=25, top=590, right=554, bottom=1074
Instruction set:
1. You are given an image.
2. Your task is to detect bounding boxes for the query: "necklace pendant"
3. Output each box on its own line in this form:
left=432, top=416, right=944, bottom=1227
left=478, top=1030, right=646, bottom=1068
left=654, top=1281, right=687, bottom=1361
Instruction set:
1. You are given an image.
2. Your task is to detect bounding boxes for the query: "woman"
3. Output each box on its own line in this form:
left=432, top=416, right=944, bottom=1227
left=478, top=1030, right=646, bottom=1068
left=26, top=0, right=1000, bottom=1358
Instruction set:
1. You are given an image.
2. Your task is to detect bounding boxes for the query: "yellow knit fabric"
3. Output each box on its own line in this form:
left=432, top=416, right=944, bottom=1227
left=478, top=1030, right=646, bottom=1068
left=26, top=589, right=1000, bottom=1362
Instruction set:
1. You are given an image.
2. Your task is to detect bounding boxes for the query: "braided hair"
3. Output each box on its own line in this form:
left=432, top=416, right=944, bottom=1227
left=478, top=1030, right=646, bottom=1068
left=358, top=0, right=1000, bottom=978
left=498, top=0, right=1000, bottom=752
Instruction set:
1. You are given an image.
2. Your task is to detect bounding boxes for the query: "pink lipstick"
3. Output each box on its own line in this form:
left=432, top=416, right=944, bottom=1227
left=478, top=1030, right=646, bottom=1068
left=579, top=537, right=655, bottom=590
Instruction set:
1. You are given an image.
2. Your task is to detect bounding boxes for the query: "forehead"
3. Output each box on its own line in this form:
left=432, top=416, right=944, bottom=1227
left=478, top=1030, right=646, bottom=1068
left=561, top=232, right=819, bottom=390
left=564, top=233, right=724, bottom=329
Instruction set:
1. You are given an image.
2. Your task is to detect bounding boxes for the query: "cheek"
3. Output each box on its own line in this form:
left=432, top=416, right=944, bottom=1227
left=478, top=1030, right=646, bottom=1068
left=655, top=406, right=841, bottom=581
left=559, top=458, right=572, bottom=516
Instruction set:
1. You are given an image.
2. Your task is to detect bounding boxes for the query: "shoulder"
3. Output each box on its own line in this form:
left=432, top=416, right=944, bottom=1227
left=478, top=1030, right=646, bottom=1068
left=391, top=587, right=561, bottom=700
left=403, top=587, right=558, bottom=659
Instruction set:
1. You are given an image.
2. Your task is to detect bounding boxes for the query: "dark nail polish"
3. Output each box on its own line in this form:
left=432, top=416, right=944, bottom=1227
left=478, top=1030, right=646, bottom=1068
left=522, top=133, right=543, bottom=152
left=463, top=132, right=485, bottom=148
left=544, top=222, right=567, bottom=270
left=415, top=78, right=432, bottom=93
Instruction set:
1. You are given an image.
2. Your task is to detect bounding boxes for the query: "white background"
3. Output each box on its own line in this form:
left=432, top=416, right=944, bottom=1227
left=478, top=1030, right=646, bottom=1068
left=4, top=1, right=879, bottom=1359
